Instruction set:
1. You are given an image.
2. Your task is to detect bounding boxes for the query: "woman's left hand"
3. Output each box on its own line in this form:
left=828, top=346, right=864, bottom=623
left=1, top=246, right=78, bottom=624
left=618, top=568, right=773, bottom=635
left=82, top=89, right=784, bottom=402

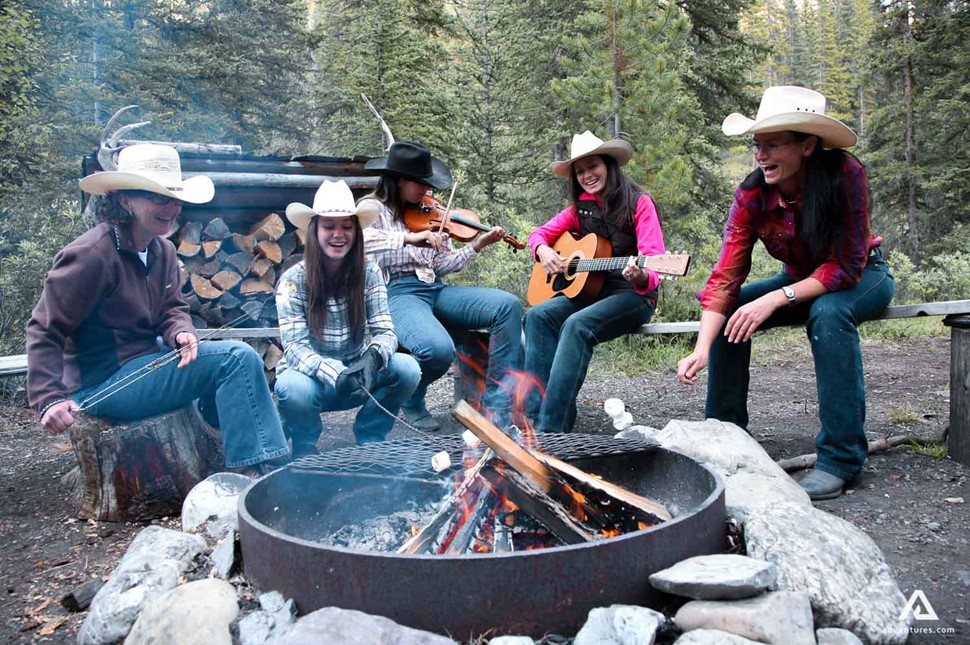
left=174, top=332, right=198, bottom=368
left=621, top=257, right=647, bottom=288
left=723, top=291, right=785, bottom=343
left=472, top=226, right=505, bottom=252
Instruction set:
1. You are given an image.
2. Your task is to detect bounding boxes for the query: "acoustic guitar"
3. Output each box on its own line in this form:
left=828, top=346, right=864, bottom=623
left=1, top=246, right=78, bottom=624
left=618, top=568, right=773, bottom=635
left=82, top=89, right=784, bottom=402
left=527, top=232, right=690, bottom=305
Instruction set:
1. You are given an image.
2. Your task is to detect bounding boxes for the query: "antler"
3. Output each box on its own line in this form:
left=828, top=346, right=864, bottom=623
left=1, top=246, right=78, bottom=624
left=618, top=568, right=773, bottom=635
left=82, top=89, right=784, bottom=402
left=361, top=94, right=395, bottom=152
left=97, top=105, right=151, bottom=170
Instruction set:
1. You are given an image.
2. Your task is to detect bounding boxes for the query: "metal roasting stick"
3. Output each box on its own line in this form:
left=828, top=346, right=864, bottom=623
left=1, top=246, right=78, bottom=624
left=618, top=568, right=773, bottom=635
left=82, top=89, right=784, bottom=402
left=76, top=310, right=261, bottom=411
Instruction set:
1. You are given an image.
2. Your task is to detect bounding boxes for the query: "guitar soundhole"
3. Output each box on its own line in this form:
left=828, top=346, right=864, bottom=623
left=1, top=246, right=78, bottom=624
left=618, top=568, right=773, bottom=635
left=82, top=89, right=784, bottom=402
left=552, top=273, right=573, bottom=292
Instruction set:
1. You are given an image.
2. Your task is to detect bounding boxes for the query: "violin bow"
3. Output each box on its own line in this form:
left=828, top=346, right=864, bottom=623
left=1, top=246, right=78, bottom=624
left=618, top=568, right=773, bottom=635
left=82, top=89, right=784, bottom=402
left=361, top=93, right=395, bottom=152
left=437, top=178, right=460, bottom=237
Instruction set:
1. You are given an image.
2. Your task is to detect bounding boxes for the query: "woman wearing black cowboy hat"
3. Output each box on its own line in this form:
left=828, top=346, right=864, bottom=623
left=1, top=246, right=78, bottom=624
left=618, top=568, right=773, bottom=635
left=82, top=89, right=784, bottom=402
left=358, top=141, right=523, bottom=430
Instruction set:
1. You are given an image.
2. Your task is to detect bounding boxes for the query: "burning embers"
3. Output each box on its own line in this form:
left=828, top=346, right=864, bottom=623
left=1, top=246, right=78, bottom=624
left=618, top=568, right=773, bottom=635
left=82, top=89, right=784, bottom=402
left=326, top=402, right=673, bottom=556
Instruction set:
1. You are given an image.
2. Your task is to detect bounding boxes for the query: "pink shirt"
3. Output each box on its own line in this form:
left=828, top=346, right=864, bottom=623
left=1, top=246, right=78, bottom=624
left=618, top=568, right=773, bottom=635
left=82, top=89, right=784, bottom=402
left=528, top=192, right=666, bottom=295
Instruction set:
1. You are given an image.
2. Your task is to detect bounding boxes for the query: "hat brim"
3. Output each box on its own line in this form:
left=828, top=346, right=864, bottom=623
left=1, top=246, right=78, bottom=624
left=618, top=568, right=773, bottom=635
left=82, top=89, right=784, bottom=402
left=550, top=141, right=634, bottom=177
left=722, top=112, right=857, bottom=149
left=364, top=156, right=453, bottom=191
left=284, top=202, right=377, bottom=232
left=78, top=171, right=215, bottom=204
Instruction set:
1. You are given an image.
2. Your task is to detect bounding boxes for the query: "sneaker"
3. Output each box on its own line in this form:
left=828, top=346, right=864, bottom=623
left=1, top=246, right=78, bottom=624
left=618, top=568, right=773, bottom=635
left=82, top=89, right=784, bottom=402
left=401, top=403, right=441, bottom=431
left=798, top=468, right=846, bottom=501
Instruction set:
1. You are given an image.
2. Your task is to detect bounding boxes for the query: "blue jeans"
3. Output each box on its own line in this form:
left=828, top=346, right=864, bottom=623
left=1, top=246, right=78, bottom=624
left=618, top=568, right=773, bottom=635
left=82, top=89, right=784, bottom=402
left=524, top=291, right=656, bottom=433
left=274, top=353, right=421, bottom=450
left=74, top=340, right=289, bottom=468
left=387, top=276, right=523, bottom=417
left=706, top=252, right=895, bottom=480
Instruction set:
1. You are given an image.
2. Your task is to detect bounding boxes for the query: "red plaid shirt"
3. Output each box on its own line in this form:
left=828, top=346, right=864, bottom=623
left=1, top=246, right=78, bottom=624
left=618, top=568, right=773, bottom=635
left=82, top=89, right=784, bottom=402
left=699, top=155, right=880, bottom=315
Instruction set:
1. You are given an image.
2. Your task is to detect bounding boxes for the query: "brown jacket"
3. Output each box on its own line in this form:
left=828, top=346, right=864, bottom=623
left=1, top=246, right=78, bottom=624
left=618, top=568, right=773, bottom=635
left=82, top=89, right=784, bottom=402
left=26, top=222, right=194, bottom=416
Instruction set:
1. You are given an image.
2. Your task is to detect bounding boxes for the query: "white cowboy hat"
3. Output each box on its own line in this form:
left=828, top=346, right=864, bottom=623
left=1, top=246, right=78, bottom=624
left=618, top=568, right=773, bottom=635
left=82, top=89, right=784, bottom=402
left=285, top=179, right=377, bottom=232
left=78, top=143, right=215, bottom=204
left=721, top=86, right=857, bottom=149
left=550, top=130, right=634, bottom=177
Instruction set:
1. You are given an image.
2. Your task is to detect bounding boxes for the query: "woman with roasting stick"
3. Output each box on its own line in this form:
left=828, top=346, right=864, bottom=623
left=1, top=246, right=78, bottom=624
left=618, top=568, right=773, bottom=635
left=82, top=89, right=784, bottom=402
left=357, top=141, right=522, bottom=431
left=525, top=130, right=667, bottom=434
left=26, top=144, right=289, bottom=475
left=274, top=180, right=421, bottom=454
left=677, top=86, right=895, bottom=500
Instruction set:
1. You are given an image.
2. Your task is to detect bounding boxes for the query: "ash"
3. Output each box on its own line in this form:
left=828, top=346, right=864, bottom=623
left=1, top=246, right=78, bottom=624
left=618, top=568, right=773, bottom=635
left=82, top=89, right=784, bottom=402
left=316, top=505, right=439, bottom=552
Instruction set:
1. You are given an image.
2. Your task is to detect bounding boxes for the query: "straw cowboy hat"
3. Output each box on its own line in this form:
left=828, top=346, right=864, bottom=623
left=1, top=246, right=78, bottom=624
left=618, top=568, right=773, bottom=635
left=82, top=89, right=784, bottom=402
left=364, top=141, right=453, bottom=191
left=78, top=143, right=215, bottom=204
left=722, top=86, right=857, bottom=149
left=285, top=179, right=377, bottom=232
left=550, top=130, right=634, bottom=178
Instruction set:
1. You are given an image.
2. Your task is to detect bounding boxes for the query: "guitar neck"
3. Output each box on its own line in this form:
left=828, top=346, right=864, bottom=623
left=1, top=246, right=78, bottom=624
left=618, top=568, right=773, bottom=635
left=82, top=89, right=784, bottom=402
left=574, top=256, right=651, bottom=273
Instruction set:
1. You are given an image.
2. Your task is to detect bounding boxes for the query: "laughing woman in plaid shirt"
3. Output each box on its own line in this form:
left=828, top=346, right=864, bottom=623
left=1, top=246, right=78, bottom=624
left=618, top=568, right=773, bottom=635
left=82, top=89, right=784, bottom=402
left=357, top=141, right=523, bottom=431
left=676, top=87, right=895, bottom=501
left=274, top=180, right=421, bottom=454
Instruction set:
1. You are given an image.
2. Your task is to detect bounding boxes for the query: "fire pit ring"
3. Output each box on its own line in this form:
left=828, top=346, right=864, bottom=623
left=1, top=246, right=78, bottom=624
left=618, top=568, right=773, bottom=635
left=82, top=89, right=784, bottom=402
left=239, top=435, right=725, bottom=639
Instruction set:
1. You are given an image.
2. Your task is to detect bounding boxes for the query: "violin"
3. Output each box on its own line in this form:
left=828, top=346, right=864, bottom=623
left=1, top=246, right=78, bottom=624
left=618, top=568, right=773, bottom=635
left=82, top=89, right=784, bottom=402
left=402, top=195, right=526, bottom=251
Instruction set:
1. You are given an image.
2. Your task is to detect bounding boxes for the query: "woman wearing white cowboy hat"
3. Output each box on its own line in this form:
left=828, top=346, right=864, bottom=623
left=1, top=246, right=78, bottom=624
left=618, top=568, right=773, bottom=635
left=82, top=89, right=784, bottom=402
left=525, top=129, right=667, bottom=433
left=26, top=143, right=290, bottom=474
left=274, top=180, right=420, bottom=451
left=359, top=141, right=522, bottom=431
left=677, top=86, right=895, bottom=500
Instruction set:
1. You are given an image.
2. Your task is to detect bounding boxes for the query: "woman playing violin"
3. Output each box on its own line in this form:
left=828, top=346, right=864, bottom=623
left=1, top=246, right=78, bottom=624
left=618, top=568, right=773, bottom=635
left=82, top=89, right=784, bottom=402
left=359, top=141, right=523, bottom=430
left=525, top=130, right=666, bottom=433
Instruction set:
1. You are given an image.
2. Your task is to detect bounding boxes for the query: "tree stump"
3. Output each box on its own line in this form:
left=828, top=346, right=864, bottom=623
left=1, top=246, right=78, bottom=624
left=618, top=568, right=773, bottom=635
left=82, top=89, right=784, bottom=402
left=451, top=329, right=490, bottom=409
left=66, top=406, right=223, bottom=522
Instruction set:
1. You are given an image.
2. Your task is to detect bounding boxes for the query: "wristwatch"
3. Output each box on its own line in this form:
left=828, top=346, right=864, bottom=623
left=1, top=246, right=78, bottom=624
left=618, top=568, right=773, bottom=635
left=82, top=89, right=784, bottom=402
left=782, top=286, right=797, bottom=307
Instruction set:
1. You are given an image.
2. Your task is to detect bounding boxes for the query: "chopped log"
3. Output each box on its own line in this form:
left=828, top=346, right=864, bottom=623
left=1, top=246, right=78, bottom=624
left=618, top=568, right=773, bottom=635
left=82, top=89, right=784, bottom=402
left=278, top=231, right=299, bottom=257
left=263, top=342, right=284, bottom=371
left=260, top=298, right=278, bottom=321
left=239, top=278, right=274, bottom=295
left=280, top=253, right=303, bottom=276
left=225, top=251, right=255, bottom=275
left=177, top=240, right=201, bottom=258
left=211, top=269, right=242, bottom=292
left=251, top=256, right=274, bottom=278
left=240, top=299, right=265, bottom=320
left=232, top=233, right=255, bottom=253
left=180, top=221, right=204, bottom=245
left=250, top=213, right=285, bottom=241
left=184, top=293, right=202, bottom=313
left=67, top=406, right=222, bottom=522
left=261, top=267, right=277, bottom=288
left=202, top=217, right=231, bottom=240
left=532, top=451, right=672, bottom=521
left=190, top=274, right=225, bottom=300
left=255, top=240, right=282, bottom=264
left=480, top=464, right=595, bottom=544
left=61, top=578, right=106, bottom=612
left=441, top=489, right=497, bottom=554
left=201, top=239, right=222, bottom=259
left=219, top=291, right=241, bottom=311
left=198, top=256, right=223, bottom=277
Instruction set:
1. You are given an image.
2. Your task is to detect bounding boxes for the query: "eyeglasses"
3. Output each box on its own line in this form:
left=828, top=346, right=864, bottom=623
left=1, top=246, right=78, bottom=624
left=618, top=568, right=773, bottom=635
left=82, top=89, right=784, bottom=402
left=746, top=140, right=795, bottom=155
left=125, top=190, right=177, bottom=205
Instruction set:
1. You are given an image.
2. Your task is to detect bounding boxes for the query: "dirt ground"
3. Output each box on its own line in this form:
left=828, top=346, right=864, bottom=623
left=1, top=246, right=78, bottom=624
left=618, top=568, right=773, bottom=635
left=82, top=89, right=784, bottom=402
left=0, top=333, right=967, bottom=643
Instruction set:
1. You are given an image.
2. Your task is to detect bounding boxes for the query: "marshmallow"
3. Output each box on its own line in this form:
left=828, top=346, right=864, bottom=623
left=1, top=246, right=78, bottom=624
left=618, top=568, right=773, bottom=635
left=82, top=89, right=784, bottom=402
left=462, top=430, right=482, bottom=449
left=612, top=411, right=634, bottom=430
left=603, top=398, right=625, bottom=418
left=431, top=451, right=452, bottom=472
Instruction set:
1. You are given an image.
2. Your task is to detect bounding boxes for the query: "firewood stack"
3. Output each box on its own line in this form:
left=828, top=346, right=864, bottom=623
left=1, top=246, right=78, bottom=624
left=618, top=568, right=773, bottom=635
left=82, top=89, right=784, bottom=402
left=173, top=212, right=302, bottom=377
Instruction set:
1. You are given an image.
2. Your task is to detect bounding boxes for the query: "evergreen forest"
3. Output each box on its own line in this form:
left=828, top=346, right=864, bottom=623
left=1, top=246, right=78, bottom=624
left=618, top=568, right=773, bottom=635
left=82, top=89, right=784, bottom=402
left=2, top=0, right=968, bottom=357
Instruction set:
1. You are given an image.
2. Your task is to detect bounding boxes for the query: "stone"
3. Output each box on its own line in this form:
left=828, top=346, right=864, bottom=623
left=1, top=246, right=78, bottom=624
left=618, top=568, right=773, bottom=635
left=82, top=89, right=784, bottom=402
left=649, top=554, right=776, bottom=600
left=653, top=419, right=810, bottom=521
left=125, top=579, right=238, bottom=645
left=614, top=426, right=660, bottom=444
left=816, top=627, right=865, bottom=644
left=78, top=526, right=207, bottom=645
left=181, top=472, right=254, bottom=539
left=488, top=637, right=535, bottom=645
left=210, top=532, right=238, bottom=579
left=673, top=628, right=762, bottom=644
left=573, top=604, right=665, bottom=645
left=237, top=591, right=297, bottom=645
left=674, top=591, right=815, bottom=645
left=744, top=502, right=911, bottom=644
left=276, top=607, right=458, bottom=645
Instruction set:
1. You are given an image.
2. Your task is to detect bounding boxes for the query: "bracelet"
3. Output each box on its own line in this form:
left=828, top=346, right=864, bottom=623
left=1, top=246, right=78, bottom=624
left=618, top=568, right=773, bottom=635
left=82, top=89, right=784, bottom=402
left=39, top=398, right=69, bottom=418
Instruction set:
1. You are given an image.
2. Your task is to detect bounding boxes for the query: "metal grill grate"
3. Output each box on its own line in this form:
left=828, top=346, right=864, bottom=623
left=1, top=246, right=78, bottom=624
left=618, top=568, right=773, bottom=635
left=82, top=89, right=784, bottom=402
left=289, top=433, right=658, bottom=477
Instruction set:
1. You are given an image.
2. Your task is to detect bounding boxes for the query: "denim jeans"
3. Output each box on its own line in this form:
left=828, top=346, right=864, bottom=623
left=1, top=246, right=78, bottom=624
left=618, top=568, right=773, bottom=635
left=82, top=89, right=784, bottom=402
left=274, top=353, right=421, bottom=450
left=74, top=340, right=289, bottom=468
left=524, top=291, right=656, bottom=433
left=387, top=276, right=523, bottom=417
left=706, top=252, right=895, bottom=480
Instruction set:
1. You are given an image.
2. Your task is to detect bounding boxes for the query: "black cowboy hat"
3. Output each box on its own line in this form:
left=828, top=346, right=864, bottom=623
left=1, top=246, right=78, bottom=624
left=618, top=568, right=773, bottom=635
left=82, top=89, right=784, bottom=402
left=364, top=141, right=453, bottom=191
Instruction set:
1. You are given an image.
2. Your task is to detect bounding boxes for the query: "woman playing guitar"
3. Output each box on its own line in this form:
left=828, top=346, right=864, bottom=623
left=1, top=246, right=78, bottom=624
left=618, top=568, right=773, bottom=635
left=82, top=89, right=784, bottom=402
left=359, top=141, right=523, bottom=430
left=525, top=130, right=667, bottom=433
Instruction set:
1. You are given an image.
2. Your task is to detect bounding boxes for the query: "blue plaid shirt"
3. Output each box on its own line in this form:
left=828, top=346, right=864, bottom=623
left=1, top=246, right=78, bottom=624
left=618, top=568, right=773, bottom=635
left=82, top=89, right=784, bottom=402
left=275, top=260, right=397, bottom=386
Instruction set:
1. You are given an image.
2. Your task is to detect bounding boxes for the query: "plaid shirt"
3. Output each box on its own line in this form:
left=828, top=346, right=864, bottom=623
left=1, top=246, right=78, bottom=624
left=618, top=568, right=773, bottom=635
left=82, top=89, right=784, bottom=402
left=700, top=155, right=879, bottom=315
left=275, top=260, right=397, bottom=386
left=361, top=199, right=477, bottom=280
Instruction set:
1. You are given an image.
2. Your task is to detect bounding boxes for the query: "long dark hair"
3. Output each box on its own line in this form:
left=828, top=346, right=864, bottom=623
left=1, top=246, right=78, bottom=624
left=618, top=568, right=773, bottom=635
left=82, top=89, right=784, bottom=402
left=95, top=192, right=133, bottom=224
left=368, top=175, right=406, bottom=221
left=741, top=131, right=861, bottom=270
left=568, top=154, right=645, bottom=232
left=303, top=216, right=366, bottom=345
